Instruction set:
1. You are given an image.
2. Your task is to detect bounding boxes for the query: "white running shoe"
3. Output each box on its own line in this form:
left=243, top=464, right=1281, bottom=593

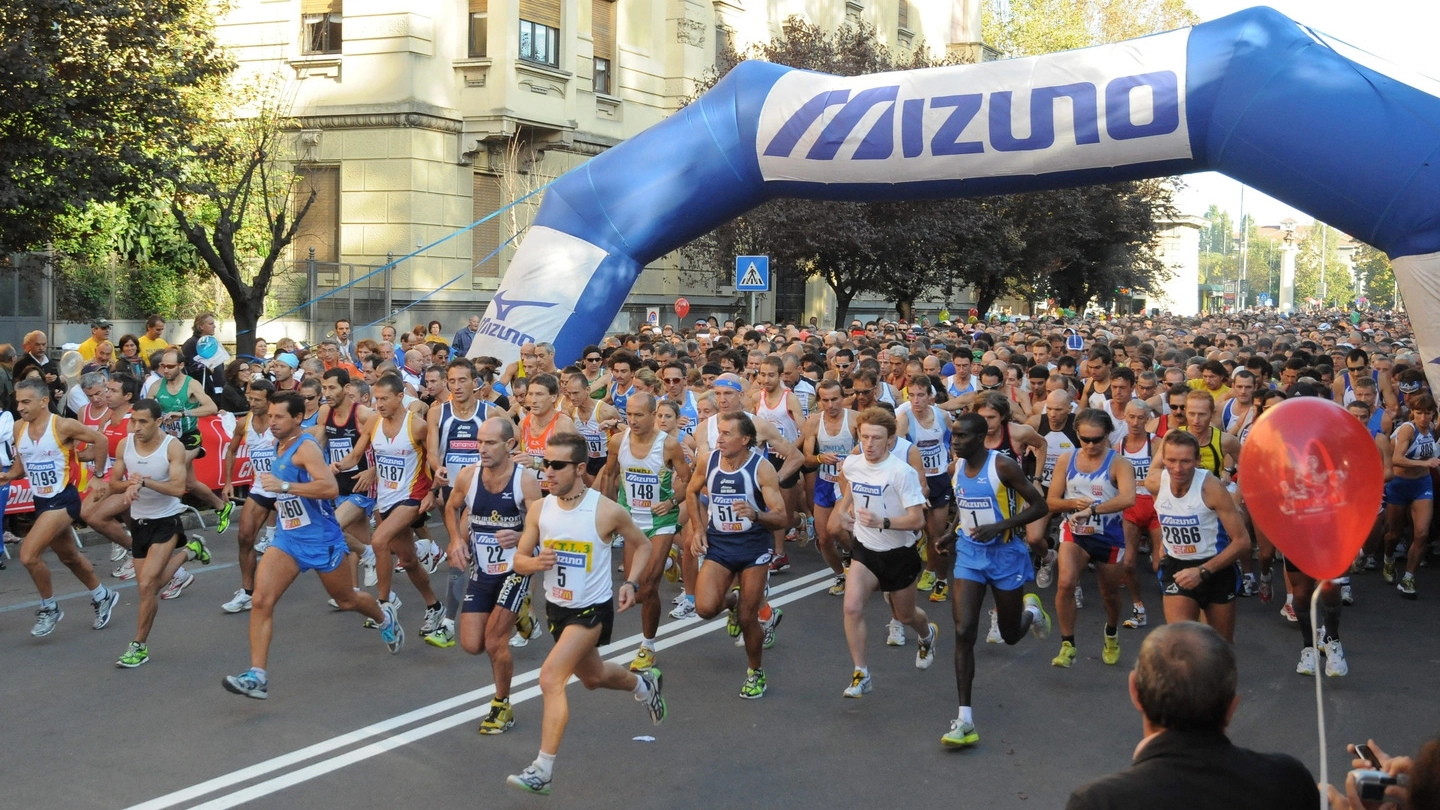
left=1324, top=639, right=1349, bottom=677
left=986, top=609, right=1002, bottom=644
left=1296, top=646, right=1318, bottom=676
left=159, top=573, right=195, bottom=600
left=1074, top=585, right=1084, bottom=609
left=110, top=542, right=127, bottom=562
left=669, top=597, right=696, bottom=620
left=842, top=669, right=872, bottom=698
left=1035, top=550, right=1057, bottom=589
left=361, top=555, right=377, bottom=587
left=221, top=590, right=253, bottom=613
left=885, top=619, right=906, bottom=647
left=1340, top=584, right=1354, bottom=606
left=1281, top=603, right=1297, bottom=622
left=113, top=557, right=135, bottom=580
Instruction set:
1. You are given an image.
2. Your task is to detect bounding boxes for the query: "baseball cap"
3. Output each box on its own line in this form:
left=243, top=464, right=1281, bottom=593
left=92, top=318, right=113, bottom=329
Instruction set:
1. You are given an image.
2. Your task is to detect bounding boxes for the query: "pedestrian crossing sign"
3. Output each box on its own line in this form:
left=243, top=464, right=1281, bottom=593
left=735, top=256, right=770, bottom=291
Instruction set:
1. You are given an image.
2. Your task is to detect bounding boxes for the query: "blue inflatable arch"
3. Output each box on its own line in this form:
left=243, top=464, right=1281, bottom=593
left=471, top=6, right=1440, bottom=382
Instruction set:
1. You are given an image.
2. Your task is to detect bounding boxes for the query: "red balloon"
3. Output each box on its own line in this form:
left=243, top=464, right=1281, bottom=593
left=1239, top=397, right=1384, bottom=580
left=674, top=298, right=690, bottom=319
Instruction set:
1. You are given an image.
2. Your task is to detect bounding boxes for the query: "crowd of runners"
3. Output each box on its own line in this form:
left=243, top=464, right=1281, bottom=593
left=1, top=307, right=1427, bottom=795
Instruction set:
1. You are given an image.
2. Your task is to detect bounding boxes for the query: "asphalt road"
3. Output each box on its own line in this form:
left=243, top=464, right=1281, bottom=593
left=1, top=526, right=1438, bottom=810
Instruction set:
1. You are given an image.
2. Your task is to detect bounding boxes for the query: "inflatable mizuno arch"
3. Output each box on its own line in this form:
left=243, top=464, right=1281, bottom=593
left=470, top=6, right=1440, bottom=389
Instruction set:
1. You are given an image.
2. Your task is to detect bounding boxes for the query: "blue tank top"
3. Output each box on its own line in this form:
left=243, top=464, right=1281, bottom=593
left=612, top=383, right=635, bottom=419
left=1402, top=423, right=1435, bottom=461
left=273, top=433, right=342, bottom=544
left=669, top=390, right=700, bottom=439
left=439, top=401, right=485, bottom=485
left=1368, top=408, right=1384, bottom=439
left=468, top=464, right=527, bottom=577
left=1062, top=449, right=1125, bottom=546
left=704, top=449, right=770, bottom=546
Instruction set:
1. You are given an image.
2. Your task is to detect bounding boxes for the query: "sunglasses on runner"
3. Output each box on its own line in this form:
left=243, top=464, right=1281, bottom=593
left=541, top=459, right=578, bottom=470
left=1078, top=434, right=1108, bottom=444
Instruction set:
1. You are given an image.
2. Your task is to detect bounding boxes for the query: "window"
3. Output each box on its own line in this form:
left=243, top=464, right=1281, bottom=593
left=468, top=0, right=487, bottom=57
left=898, top=1, right=909, bottom=30
left=301, top=0, right=342, bottom=55
left=519, top=0, right=561, bottom=67
left=715, top=26, right=732, bottom=70
left=293, top=166, right=341, bottom=264
left=592, top=0, right=614, bottom=93
left=473, top=173, right=503, bottom=279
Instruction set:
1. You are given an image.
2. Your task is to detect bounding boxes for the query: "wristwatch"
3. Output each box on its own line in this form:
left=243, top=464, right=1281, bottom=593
left=622, top=580, right=640, bottom=592
left=882, top=517, right=891, bottom=530
left=1198, top=567, right=1213, bottom=581
left=281, top=481, right=291, bottom=494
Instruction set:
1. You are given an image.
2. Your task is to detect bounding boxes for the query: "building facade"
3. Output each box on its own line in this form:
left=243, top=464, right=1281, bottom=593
left=216, top=0, right=981, bottom=341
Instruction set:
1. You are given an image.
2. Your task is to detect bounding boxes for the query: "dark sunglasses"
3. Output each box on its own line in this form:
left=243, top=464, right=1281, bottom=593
left=1078, top=434, right=1108, bottom=445
left=662, top=376, right=684, bottom=384
left=542, top=459, right=577, bottom=470
left=585, top=356, right=602, bottom=362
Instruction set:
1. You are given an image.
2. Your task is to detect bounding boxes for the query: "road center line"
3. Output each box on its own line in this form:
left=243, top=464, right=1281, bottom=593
left=124, top=567, right=834, bottom=810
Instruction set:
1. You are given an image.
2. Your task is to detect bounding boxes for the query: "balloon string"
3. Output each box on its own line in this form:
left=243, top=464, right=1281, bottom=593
left=1313, top=584, right=1327, bottom=809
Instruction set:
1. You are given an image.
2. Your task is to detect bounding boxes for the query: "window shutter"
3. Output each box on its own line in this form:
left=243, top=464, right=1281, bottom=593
left=301, top=0, right=341, bottom=16
left=472, top=173, right=503, bottom=279
left=898, top=1, right=909, bottom=30
left=592, top=0, right=614, bottom=61
left=469, top=0, right=486, bottom=12
left=518, top=0, right=560, bottom=28
left=293, top=166, right=340, bottom=264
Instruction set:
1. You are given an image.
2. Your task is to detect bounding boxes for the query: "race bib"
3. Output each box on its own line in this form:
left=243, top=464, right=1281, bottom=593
left=328, top=437, right=356, bottom=471
left=956, top=495, right=995, bottom=540
left=918, top=439, right=945, bottom=476
left=624, top=468, right=658, bottom=510
left=545, top=538, right=592, bottom=601
left=28, top=459, right=62, bottom=497
left=472, top=530, right=512, bottom=575
left=582, top=429, right=606, bottom=458
left=1160, top=514, right=1203, bottom=557
left=276, top=495, right=312, bottom=531
left=250, top=447, right=275, bottom=475
left=376, top=454, right=406, bottom=490
left=709, top=493, right=751, bottom=533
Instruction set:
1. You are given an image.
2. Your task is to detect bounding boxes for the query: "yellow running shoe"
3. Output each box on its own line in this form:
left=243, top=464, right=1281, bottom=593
left=917, top=570, right=938, bottom=593
left=928, top=579, right=949, bottom=603
left=941, top=719, right=979, bottom=748
left=629, top=646, right=657, bottom=672
left=1052, top=640, right=1077, bottom=668
left=479, top=699, right=514, bottom=735
left=1102, top=633, right=1120, bottom=665
left=664, top=546, right=681, bottom=583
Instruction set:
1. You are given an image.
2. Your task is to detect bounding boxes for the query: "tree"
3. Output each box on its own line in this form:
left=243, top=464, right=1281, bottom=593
left=1198, top=204, right=1237, bottom=287
left=1293, top=223, right=1353, bottom=308
left=0, top=0, right=233, bottom=252
left=171, top=82, right=316, bottom=355
left=1354, top=242, right=1396, bottom=309
left=983, top=0, right=1197, bottom=59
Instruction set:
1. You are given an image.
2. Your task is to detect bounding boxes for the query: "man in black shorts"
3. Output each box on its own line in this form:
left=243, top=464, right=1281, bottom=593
left=153, top=348, right=233, bottom=532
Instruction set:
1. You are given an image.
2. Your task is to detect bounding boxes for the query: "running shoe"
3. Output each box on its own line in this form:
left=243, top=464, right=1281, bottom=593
left=361, top=555, right=377, bottom=587
left=1122, top=606, right=1147, bottom=629
left=739, top=668, right=767, bottom=699
left=1341, top=585, right=1354, bottom=605
left=1035, top=550, right=1057, bottom=589
left=479, top=699, right=514, bottom=735
left=110, top=542, right=127, bottom=562
left=941, top=719, right=979, bottom=748
left=664, top=547, right=681, bottom=583
left=669, top=596, right=696, bottom=620
left=424, top=549, right=447, bottom=575
left=380, top=602, right=404, bottom=653
left=917, top=570, right=937, bottom=592
left=92, top=587, right=120, bottom=629
left=1399, top=574, right=1418, bottom=599
left=221, top=590, right=253, bottom=613
left=420, top=603, right=445, bottom=635
left=725, top=588, right=741, bottom=637
left=186, top=534, right=212, bottom=565
left=805, top=516, right=817, bottom=545
left=762, top=608, right=783, bottom=650
left=506, top=765, right=552, bottom=795
left=1382, top=558, right=1396, bottom=583
left=768, top=554, right=791, bottom=573
left=159, top=573, right=194, bottom=600
left=629, top=646, right=657, bottom=672
left=254, top=526, right=272, bottom=556
left=1024, top=593, right=1052, bottom=640
left=1296, top=646, right=1318, bottom=676
left=424, top=619, right=456, bottom=649
left=215, top=501, right=235, bottom=534
left=916, top=622, right=939, bottom=670
left=843, top=669, right=872, bottom=698
left=986, top=609, right=1002, bottom=644
left=885, top=619, right=906, bottom=647
left=1281, top=602, right=1297, bottom=622
left=510, top=601, right=543, bottom=647
left=1258, top=574, right=1273, bottom=603
left=929, top=579, right=949, bottom=603
left=1324, top=639, right=1349, bottom=677
left=1102, top=633, right=1120, bottom=665
left=1052, top=640, right=1077, bottom=668
left=31, top=606, right=63, bottom=637
left=223, top=668, right=268, bottom=699
left=828, top=574, right=847, bottom=596
left=113, top=557, right=135, bottom=580
left=1240, top=573, right=1258, bottom=597
left=1364, top=554, right=1377, bottom=571
left=117, top=641, right=149, bottom=668
left=638, top=668, right=666, bottom=724
left=1074, top=585, right=1084, bottom=609
left=784, top=527, right=798, bottom=544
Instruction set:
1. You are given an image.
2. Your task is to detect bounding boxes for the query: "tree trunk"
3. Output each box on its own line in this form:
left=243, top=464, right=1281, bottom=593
left=896, top=298, right=913, bottom=322
left=232, top=294, right=261, bottom=357
left=832, top=288, right=856, bottom=330
left=975, top=289, right=998, bottom=319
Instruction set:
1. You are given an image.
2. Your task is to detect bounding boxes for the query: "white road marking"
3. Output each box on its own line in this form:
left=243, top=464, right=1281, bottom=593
left=125, top=567, right=835, bottom=810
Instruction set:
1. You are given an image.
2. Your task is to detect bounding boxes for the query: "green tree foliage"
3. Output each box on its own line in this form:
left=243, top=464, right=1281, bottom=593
left=1353, top=242, right=1396, bottom=309
left=983, top=0, right=1197, bottom=58
left=0, top=0, right=233, bottom=252
left=1293, top=224, right=1353, bottom=308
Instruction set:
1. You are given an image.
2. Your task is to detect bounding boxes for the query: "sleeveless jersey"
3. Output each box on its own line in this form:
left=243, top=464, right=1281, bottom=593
left=124, top=434, right=184, bottom=520
left=301, top=410, right=319, bottom=429
left=952, top=450, right=1015, bottom=544
left=1367, top=407, right=1385, bottom=439
left=371, top=411, right=431, bottom=511
left=1221, top=398, right=1257, bottom=435
left=904, top=403, right=951, bottom=477
left=155, top=377, right=196, bottom=436
left=704, top=449, right=770, bottom=545
left=946, top=374, right=975, bottom=400
left=468, top=464, right=528, bottom=577
left=1119, top=434, right=1154, bottom=483
left=1155, top=468, right=1229, bottom=559
left=79, top=402, right=110, bottom=475
left=18, top=415, right=78, bottom=498
left=1060, top=450, right=1124, bottom=545
left=816, top=410, right=855, bottom=483
left=755, top=388, right=800, bottom=455
left=1342, top=369, right=1379, bottom=406
left=571, top=399, right=609, bottom=462
left=273, top=433, right=343, bottom=542
left=662, top=390, right=700, bottom=440
left=101, top=412, right=132, bottom=475
left=244, top=415, right=278, bottom=498
left=1179, top=425, right=1225, bottom=476
left=520, top=411, right=563, bottom=458
left=539, top=488, right=610, bottom=608
left=323, top=403, right=369, bottom=496
left=611, top=382, right=635, bottom=419
left=791, top=377, right=818, bottom=418
left=704, top=411, right=759, bottom=448
left=1037, top=414, right=1079, bottom=487
left=1399, top=422, right=1436, bottom=463
left=437, top=400, right=485, bottom=486
left=617, top=429, right=676, bottom=534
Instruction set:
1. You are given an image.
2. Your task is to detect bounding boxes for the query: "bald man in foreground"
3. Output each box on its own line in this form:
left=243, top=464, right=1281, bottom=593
left=1066, top=622, right=1318, bottom=810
